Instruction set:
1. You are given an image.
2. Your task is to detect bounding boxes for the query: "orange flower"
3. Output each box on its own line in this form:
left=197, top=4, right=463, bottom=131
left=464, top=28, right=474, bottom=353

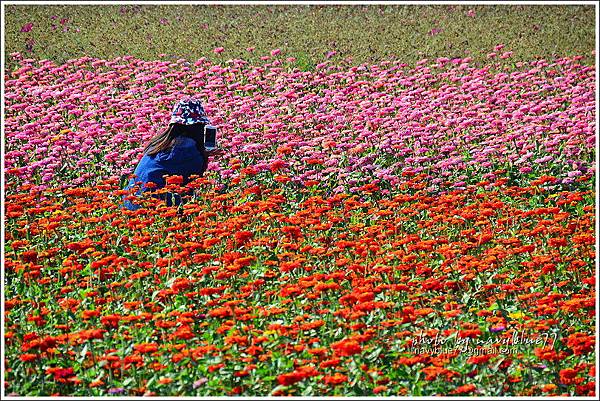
left=564, top=332, right=595, bottom=355
left=451, top=384, right=477, bottom=394
left=89, top=379, right=105, bottom=388
left=274, top=175, right=291, bottom=183
left=171, top=277, right=192, bottom=293
left=323, top=373, right=348, bottom=386
left=158, top=377, right=173, bottom=385
left=467, top=354, right=493, bottom=364
left=277, top=365, right=318, bottom=386
left=100, top=314, right=121, bottom=328
left=19, top=353, right=38, bottom=362
left=331, top=339, right=362, bottom=357
left=559, top=368, right=579, bottom=385
left=373, top=385, right=388, bottom=394
left=534, top=347, right=560, bottom=362
left=234, top=231, right=253, bottom=245
left=165, top=175, right=184, bottom=185
left=81, top=309, right=100, bottom=320
left=319, top=358, right=341, bottom=369
left=134, top=343, right=159, bottom=354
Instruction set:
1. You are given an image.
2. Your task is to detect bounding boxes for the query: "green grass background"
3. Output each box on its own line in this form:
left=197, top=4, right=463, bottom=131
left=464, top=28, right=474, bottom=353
left=3, top=4, right=596, bottom=70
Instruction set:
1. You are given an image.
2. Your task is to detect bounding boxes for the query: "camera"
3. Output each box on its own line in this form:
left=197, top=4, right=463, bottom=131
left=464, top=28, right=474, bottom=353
left=204, top=125, right=217, bottom=150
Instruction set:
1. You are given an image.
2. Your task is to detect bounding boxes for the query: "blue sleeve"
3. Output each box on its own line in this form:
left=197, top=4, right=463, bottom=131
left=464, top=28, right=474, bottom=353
left=134, top=155, right=168, bottom=190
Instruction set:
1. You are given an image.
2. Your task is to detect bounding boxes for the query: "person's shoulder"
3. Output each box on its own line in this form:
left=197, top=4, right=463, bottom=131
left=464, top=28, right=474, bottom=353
left=173, top=137, right=197, bottom=148
left=152, top=139, right=199, bottom=164
left=138, top=152, right=166, bottom=167
left=170, top=137, right=201, bottom=156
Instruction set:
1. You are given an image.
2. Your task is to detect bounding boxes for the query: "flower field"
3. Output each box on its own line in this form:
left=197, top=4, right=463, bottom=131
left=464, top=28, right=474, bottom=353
left=3, top=49, right=597, bottom=396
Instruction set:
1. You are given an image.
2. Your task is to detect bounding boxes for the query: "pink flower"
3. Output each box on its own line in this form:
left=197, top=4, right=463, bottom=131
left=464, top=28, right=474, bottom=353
left=467, top=9, right=476, bottom=17
left=2, top=52, right=594, bottom=193
left=270, top=48, right=281, bottom=56
left=20, top=23, right=33, bottom=32
left=213, top=47, right=224, bottom=54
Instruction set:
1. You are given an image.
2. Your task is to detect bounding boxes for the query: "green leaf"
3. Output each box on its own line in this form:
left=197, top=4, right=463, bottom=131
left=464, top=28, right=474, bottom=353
left=78, top=344, right=88, bottom=363
left=269, top=384, right=287, bottom=395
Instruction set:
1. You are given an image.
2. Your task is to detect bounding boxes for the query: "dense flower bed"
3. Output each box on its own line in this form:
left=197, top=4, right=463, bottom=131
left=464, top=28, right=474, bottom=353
left=3, top=52, right=596, bottom=396
left=4, top=52, right=595, bottom=192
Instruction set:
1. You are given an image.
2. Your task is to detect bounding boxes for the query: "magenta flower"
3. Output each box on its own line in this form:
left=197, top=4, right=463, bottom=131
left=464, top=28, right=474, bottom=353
left=2, top=53, right=594, bottom=193
left=193, top=378, right=208, bottom=389
left=20, top=23, right=33, bottom=32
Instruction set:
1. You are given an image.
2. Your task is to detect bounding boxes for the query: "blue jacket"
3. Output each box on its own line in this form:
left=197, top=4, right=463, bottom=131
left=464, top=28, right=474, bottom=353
left=123, top=137, right=206, bottom=210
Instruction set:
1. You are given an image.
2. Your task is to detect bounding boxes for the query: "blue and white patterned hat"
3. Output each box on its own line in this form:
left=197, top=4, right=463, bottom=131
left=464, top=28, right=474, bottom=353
left=169, top=97, right=211, bottom=125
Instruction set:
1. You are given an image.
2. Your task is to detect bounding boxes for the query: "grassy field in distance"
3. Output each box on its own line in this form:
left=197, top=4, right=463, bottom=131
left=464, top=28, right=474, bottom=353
left=4, top=4, right=595, bottom=70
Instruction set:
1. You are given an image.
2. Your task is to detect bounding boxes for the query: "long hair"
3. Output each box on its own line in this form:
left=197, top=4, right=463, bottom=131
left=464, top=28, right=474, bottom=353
left=143, top=123, right=206, bottom=156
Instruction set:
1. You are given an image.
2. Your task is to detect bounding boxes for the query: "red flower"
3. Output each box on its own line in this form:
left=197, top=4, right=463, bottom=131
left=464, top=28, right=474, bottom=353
left=171, top=277, right=192, bottom=293
left=451, top=384, right=477, bottom=394
left=331, top=339, right=362, bottom=357
left=277, top=372, right=303, bottom=386
left=22, top=250, right=38, bottom=263
left=234, top=230, right=253, bottom=245
left=134, top=343, right=159, bottom=354
left=559, top=368, right=580, bottom=385
left=20, top=353, right=38, bottom=362
left=467, top=354, right=493, bottom=364
left=534, top=347, right=560, bottom=362
left=165, top=175, right=183, bottom=185
left=100, top=314, right=121, bottom=328
left=277, top=366, right=318, bottom=386
left=323, top=373, right=348, bottom=386
left=319, top=358, right=341, bottom=369
left=373, top=385, right=388, bottom=394
left=46, top=366, right=75, bottom=381
left=565, top=332, right=595, bottom=355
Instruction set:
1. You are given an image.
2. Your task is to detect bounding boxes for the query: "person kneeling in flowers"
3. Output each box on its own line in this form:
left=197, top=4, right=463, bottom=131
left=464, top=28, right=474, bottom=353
left=123, top=97, right=221, bottom=210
